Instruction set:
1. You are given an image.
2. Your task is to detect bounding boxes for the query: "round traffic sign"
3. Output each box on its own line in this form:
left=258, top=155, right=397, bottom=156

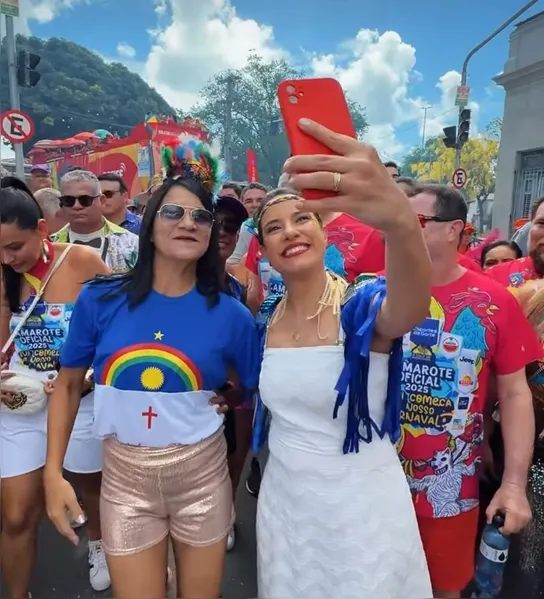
left=0, top=109, right=35, bottom=144
left=452, top=168, right=467, bottom=189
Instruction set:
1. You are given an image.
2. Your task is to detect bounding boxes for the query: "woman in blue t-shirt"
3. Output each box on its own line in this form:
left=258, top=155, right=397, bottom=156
left=43, top=139, right=259, bottom=599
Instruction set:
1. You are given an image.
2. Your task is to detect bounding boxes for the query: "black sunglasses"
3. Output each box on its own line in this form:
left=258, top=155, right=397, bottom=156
left=59, top=194, right=100, bottom=208
left=418, top=214, right=456, bottom=227
left=102, top=189, right=122, bottom=199
left=158, top=204, right=214, bottom=227
left=216, top=217, right=240, bottom=235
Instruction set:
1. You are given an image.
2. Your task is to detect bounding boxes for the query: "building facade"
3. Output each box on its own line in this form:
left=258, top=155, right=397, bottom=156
left=493, top=11, right=544, bottom=233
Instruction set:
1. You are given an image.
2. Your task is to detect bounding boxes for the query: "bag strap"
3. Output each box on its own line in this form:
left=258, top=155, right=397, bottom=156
left=2, top=245, right=73, bottom=353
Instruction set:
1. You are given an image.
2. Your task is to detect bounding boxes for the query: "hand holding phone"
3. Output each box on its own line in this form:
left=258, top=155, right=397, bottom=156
left=282, top=119, right=417, bottom=234
left=278, top=78, right=356, bottom=200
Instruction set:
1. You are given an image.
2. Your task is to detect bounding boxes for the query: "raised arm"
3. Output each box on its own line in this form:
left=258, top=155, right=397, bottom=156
left=282, top=118, right=431, bottom=340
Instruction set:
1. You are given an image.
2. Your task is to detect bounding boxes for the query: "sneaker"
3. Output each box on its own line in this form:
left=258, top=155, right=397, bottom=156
left=226, top=525, right=236, bottom=552
left=245, top=457, right=262, bottom=498
left=88, top=540, right=111, bottom=592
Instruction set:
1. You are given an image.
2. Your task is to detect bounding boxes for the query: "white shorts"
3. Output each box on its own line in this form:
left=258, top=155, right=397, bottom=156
left=0, top=393, right=102, bottom=479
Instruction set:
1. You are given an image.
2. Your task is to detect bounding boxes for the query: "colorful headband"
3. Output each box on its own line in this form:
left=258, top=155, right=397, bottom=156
left=254, top=193, right=301, bottom=228
left=160, top=135, right=224, bottom=201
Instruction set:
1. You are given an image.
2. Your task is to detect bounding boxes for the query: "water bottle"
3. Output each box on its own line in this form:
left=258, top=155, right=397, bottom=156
left=472, top=513, right=510, bottom=597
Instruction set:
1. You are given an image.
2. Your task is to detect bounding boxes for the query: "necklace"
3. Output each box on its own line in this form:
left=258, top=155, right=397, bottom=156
left=271, top=272, right=347, bottom=343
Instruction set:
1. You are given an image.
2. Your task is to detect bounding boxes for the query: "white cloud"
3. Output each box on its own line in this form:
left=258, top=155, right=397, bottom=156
left=4, top=0, right=101, bottom=35
left=144, top=0, right=284, bottom=110
left=116, top=42, right=136, bottom=59
left=307, top=30, right=481, bottom=157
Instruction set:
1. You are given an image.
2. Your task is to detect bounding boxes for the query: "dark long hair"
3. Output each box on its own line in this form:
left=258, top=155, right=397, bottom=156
left=96, top=177, right=223, bottom=309
left=480, top=240, right=522, bottom=268
left=0, top=177, right=44, bottom=313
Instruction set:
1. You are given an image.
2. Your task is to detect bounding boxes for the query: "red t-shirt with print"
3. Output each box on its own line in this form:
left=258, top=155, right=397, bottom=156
left=397, top=269, right=542, bottom=519
left=486, top=256, right=540, bottom=289
left=246, top=213, right=386, bottom=300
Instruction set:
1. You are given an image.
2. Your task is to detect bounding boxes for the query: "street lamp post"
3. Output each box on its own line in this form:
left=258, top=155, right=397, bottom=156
left=454, top=0, right=539, bottom=170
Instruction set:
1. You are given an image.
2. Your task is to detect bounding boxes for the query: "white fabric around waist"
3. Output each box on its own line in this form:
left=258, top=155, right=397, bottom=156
left=93, top=385, right=224, bottom=447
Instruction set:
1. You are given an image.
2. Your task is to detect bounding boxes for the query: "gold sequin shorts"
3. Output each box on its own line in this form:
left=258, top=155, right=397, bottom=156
left=100, top=428, right=234, bottom=556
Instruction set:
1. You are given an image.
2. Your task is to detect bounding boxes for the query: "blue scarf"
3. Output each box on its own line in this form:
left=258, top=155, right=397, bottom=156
left=252, top=275, right=403, bottom=455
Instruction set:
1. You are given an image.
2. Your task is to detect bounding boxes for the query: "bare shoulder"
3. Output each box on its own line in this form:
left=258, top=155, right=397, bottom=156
left=65, top=244, right=110, bottom=277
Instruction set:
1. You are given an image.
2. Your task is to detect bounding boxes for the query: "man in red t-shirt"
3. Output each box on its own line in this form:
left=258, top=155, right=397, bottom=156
left=487, top=196, right=544, bottom=288
left=398, top=183, right=539, bottom=597
left=245, top=211, right=385, bottom=305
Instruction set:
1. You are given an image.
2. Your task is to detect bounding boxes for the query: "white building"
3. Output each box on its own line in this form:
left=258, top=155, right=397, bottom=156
left=492, top=11, right=544, bottom=233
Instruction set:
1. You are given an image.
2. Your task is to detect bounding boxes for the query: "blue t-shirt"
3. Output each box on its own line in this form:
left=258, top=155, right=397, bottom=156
left=60, top=281, right=259, bottom=447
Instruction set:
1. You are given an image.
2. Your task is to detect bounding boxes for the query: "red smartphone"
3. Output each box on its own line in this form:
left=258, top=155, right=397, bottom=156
left=277, top=78, right=356, bottom=200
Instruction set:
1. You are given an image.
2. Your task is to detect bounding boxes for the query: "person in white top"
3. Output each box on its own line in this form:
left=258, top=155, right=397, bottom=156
left=251, top=119, right=433, bottom=599
left=0, top=177, right=110, bottom=598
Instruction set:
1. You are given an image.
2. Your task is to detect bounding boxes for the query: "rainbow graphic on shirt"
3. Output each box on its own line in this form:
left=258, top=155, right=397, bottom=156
left=100, top=341, right=203, bottom=392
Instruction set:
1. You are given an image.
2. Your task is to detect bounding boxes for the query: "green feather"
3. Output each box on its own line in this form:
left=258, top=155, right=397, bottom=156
left=196, top=142, right=223, bottom=195
left=160, top=145, right=174, bottom=171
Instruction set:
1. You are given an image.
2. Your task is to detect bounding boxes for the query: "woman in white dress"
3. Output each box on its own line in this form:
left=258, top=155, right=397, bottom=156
left=252, top=119, right=433, bottom=599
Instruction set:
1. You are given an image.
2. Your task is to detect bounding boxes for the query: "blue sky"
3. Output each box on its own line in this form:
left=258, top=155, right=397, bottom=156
left=3, top=0, right=543, bottom=161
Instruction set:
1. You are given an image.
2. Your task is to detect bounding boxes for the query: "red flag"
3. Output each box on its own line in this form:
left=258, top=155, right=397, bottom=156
left=247, top=148, right=258, bottom=182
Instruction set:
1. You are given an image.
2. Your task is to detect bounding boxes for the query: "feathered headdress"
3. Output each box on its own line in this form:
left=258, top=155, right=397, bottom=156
left=160, top=134, right=224, bottom=201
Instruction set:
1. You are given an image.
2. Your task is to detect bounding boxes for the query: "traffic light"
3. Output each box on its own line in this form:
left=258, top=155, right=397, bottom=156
left=442, top=126, right=457, bottom=149
left=17, top=51, right=41, bottom=88
left=457, top=109, right=471, bottom=146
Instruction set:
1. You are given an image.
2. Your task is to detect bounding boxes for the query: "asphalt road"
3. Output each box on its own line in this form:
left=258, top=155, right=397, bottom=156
left=1, top=485, right=258, bottom=599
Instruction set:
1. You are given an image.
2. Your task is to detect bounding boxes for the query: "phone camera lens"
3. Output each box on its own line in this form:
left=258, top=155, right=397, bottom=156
left=286, top=85, right=296, bottom=94
left=288, top=96, right=298, bottom=104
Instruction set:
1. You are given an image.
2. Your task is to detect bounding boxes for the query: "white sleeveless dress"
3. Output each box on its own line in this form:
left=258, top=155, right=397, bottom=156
left=256, top=340, right=432, bottom=599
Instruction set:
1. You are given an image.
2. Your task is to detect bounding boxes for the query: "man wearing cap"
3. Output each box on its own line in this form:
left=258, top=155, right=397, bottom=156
left=29, top=164, right=53, bottom=193
left=215, top=194, right=253, bottom=552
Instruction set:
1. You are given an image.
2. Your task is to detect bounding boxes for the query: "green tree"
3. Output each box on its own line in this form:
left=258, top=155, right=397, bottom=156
left=399, top=137, right=438, bottom=177
left=412, top=135, right=499, bottom=231
left=0, top=35, right=175, bottom=150
left=191, top=54, right=368, bottom=185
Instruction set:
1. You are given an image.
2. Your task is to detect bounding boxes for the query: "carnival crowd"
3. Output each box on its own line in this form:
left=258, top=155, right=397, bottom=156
left=1, top=120, right=544, bottom=599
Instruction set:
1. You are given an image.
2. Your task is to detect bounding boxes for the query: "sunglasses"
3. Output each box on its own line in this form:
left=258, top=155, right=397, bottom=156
left=102, top=189, right=122, bottom=199
left=417, top=214, right=454, bottom=228
left=158, top=204, right=214, bottom=227
left=216, top=217, right=239, bottom=235
left=59, top=194, right=100, bottom=208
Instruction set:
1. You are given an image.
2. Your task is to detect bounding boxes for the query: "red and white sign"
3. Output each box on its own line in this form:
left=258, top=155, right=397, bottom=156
left=1, top=109, right=35, bottom=144
left=452, top=168, right=467, bottom=189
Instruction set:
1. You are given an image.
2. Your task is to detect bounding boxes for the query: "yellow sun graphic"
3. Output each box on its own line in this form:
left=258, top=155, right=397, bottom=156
left=140, top=367, right=165, bottom=391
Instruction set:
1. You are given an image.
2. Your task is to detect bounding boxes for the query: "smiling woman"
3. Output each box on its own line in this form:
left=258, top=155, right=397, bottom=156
left=43, top=138, right=260, bottom=599
left=250, top=119, right=433, bottom=599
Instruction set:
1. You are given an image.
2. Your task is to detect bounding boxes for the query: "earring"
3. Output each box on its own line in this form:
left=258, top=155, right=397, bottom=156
left=42, top=240, right=50, bottom=264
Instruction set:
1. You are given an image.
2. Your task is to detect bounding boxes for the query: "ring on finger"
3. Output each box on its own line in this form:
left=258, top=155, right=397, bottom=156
left=332, top=172, right=342, bottom=193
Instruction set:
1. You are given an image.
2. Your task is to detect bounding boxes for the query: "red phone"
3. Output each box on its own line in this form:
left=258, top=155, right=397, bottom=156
left=277, top=78, right=356, bottom=200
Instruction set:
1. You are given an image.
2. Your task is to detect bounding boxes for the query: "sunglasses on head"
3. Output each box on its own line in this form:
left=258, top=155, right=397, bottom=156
left=59, top=194, right=100, bottom=208
left=158, top=204, right=214, bottom=227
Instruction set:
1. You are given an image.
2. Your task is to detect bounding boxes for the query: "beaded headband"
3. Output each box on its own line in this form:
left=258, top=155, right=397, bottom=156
left=254, top=193, right=301, bottom=228
left=160, top=135, right=224, bottom=202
